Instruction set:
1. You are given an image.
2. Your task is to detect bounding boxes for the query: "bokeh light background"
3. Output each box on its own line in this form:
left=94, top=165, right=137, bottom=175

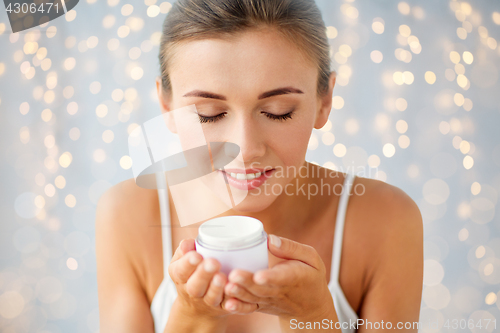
left=1, top=0, right=500, bottom=332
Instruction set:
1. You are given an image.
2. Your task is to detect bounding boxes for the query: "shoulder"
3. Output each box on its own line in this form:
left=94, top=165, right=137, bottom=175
left=347, top=176, right=423, bottom=275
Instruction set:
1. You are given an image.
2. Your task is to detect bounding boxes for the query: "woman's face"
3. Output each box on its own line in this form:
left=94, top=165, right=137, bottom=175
left=158, top=27, right=334, bottom=212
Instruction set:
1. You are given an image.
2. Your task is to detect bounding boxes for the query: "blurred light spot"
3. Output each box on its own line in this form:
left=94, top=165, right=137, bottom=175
left=69, top=127, right=80, bottom=141
left=55, top=175, right=66, bottom=189
left=399, top=24, right=411, bottom=37
left=460, top=140, right=471, bottom=154
left=103, top=14, right=116, bottom=28
left=141, top=40, right=153, bottom=52
left=124, top=88, right=138, bottom=101
left=87, top=36, right=98, bottom=49
left=108, top=38, right=120, bottom=51
left=45, top=184, right=56, bottom=197
left=129, top=47, right=141, bottom=60
left=422, top=284, right=450, bottom=309
left=345, top=118, right=359, bottom=134
left=127, top=123, right=140, bottom=135
left=395, top=48, right=412, bottom=63
left=147, top=5, right=160, bottom=17
left=117, top=25, right=130, bottom=38
left=457, top=27, right=467, bottom=40
left=454, top=93, right=465, bottom=107
left=333, top=144, right=346, bottom=157
left=375, top=113, right=389, bottom=131
left=383, top=143, right=395, bottom=157
left=67, top=258, right=78, bottom=270
left=375, top=170, right=387, bottom=182
left=35, top=173, right=45, bottom=186
left=423, top=260, right=444, bottom=286
left=398, top=135, right=410, bottom=149
left=65, top=194, right=76, bottom=208
left=160, top=2, right=172, bottom=14
left=485, top=292, right=497, bottom=305
left=321, top=132, right=335, bottom=146
left=326, top=26, right=338, bottom=39
left=450, top=51, right=460, bottom=64
left=455, top=63, right=465, bottom=75
left=93, top=149, right=106, bottom=163
left=102, top=130, right=115, bottom=143
left=89, top=81, right=101, bottom=94
left=131, top=66, right=144, bottom=80
left=66, top=10, right=77, bottom=22
left=67, top=102, right=78, bottom=115
left=458, top=228, right=469, bottom=241
left=121, top=4, right=133, bottom=16
left=112, top=88, right=124, bottom=102
left=476, top=245, right=486, bottom=259
left=108, top=0, right=119, bottom=6
left=36, top=276, right=63, bottom=303
left=41, top=108, right=53, bottom=122
left=96, top=104, right=108, bottom=118
left=398, top=2, right=410, bottom=15
left=0, top=291, right=25, bottom=319
left=406, top=164, right=420, bottom=178
left=395, top=98, right=407, bottom=111
left=332, top=96, right=344, bottom=110
left=63, top=86, right=74, bottom=99
left=151, top=31, right=162, bottom=45
left=396, top=120, right=408, bottom=133
left=423, top=178, right=450, bottom=205
left=120, top=155, right=133, bottom=169
left=463, top=98, right=473, bottom=111
left=372, top=18, right=385, bottom=34
left=41, top=58, right=51, bottom=71
left=471, top=182, right=481, bottom=195
left=370, top=50, right=383, bottom=63
left=64, top=57, right=76, bottom=70
left=368, top=155, right=380, bottom=168
left=463, top=155, right=474, bottom=169
left=20, top=101, right=29, bottom=115
left=59, top=152, right=73, bottom=168
left=493, top=12, right=500, bottom=25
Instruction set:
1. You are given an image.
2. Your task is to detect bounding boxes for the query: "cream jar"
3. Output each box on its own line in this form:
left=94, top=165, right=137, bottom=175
left=195, top=216, right=269, bottom=275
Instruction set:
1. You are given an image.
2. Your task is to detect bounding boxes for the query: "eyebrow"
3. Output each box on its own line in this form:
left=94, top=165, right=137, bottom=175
left=182, top=87, right=304, bottom=100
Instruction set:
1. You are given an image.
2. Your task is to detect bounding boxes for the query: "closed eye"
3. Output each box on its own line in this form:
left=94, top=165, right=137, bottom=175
left=263, top=110, right=294, bottom=121
left=196, top=109, right=295, bottom=123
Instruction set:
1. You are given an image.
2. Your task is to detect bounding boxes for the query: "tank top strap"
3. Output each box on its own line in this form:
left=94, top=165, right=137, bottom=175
left=330, top=173, right=356, bottom=287
left=155, top=171, right=172, bottom=279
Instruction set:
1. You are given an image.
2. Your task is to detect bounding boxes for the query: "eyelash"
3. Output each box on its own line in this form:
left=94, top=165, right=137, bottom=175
left=198, top=110, right=295, bottom=123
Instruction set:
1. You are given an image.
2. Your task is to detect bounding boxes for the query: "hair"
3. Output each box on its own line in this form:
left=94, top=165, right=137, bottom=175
left=158, top=0, right=332, bottom=98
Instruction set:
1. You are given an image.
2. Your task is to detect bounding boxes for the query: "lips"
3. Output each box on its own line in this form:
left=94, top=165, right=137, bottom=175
left=218, top=168, right=274, bottom=191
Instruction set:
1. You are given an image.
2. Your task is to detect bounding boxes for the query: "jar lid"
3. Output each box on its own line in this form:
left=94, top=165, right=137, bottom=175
left=197, top=216, right=266, bottom=250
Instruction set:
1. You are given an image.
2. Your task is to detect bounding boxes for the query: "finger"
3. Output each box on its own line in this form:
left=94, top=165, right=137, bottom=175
left=222, top=297, right=258, bottom=314
left=267, top=234, right=323, bottom=269
left=227, top=269, right=277, bottom=297
left=171, top=238, right=196, bottom=262
left=253, top=261, right=310, bottom=287
left=224, top=282, right=261, bottom=303
left=168, top=250, right=202, bottom=284
left=185, top=258, right=221, bottom=298
left=203, top=272, right=227, bottom=307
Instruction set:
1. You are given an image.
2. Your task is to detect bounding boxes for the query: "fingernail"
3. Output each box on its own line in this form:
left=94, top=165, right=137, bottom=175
left=189, top=254, right=201, bottom=265
left=230, top=285, right=239, bottom=294
left=227, top=303, right=237, bottom=311
left=204, top=260, right=217, bottom=273
left=269, top=234, right=281, bottom=248
left=213, top=275, right=223, bottom=287
left=233, top=275, right=245, bottom=284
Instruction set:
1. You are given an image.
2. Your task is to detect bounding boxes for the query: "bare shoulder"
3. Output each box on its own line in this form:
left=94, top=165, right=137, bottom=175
left=95, top=178, right=161, bottom=332
left=348, top=177, right=423, bottom=324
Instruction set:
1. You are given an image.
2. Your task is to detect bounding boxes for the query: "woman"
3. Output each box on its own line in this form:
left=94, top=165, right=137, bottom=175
left=96, top=0, right=424, bottom=332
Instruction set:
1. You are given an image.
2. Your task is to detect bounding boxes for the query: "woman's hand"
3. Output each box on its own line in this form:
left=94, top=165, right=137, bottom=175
left=222, top=235, right=338, bottom=325
left=167, top=238, right=230, bottom=318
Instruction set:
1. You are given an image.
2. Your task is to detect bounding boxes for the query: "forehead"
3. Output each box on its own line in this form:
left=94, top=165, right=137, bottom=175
left=168, top=28, right=318, bottom=99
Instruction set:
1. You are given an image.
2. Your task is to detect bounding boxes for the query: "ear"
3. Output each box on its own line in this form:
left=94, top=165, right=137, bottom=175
left=313, top=71, right=336, bottom=130
left=156, top=76, right=177, bottom=134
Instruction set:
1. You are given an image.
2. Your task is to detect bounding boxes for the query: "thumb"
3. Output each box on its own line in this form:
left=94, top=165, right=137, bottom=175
left=171, top=238, right=196, bottom=262
left=267, top=234, right=322, bottom=269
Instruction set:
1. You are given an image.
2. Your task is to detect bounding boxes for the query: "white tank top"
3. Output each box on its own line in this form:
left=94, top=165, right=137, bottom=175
left=150, top=172, right=359, bottom=333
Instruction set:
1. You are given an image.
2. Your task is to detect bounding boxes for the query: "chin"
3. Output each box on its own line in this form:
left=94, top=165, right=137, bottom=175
left=231, top=192, right=277, bottom=213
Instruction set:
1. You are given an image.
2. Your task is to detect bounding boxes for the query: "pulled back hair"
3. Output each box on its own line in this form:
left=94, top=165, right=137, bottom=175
left=159, top=0, right=332, bottom=97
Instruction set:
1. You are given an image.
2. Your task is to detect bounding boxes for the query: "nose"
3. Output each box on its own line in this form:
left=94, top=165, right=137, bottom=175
left=228, top=113, right=266, bottom=166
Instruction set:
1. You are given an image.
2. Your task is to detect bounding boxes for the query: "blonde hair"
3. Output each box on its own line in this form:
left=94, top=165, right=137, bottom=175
left=159, top=0, right=331, bottom=97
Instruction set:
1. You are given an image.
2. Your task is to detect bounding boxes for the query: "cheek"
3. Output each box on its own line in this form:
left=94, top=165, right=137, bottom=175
left=267, top=122, right=312, bottom=167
